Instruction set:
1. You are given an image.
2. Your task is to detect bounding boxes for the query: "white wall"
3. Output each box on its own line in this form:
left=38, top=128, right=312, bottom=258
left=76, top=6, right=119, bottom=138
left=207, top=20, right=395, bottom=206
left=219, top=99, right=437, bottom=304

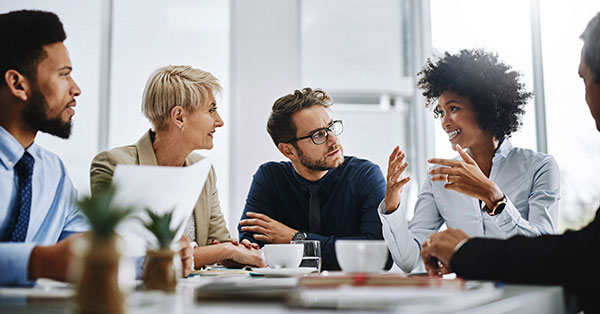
left=229, top=0, right=301, bottom=236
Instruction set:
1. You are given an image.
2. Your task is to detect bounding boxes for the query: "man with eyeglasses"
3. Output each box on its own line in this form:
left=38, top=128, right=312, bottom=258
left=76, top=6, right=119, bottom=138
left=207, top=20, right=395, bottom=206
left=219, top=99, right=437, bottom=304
left=238, top=88, right=389, bottom=270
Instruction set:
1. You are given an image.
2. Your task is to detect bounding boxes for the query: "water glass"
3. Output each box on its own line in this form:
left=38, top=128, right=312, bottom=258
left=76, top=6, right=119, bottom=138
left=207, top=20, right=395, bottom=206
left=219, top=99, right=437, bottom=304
left=291, top=240, right=321, bottom=272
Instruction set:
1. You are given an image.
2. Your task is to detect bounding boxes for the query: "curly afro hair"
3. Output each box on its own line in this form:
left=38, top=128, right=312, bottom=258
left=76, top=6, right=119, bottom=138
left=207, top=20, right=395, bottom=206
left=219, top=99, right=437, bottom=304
left=417, top=49, right=532, bottom=139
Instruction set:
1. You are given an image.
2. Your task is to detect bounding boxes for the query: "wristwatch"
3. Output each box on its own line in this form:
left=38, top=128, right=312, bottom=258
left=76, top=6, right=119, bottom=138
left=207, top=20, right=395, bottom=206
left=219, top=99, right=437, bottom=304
left=482, top=195, right=507, bottom=216
left=292, top=231, right=308, bottom=241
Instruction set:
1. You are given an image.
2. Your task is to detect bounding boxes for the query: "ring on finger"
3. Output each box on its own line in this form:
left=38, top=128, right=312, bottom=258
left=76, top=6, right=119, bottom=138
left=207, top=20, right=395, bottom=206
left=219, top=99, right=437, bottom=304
left=445, top=174, right=450, bottom=183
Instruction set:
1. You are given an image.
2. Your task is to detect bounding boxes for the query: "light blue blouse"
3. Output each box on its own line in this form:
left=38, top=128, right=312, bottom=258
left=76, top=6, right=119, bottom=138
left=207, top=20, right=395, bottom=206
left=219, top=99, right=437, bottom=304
left=380, top=139, right=560, bottom=272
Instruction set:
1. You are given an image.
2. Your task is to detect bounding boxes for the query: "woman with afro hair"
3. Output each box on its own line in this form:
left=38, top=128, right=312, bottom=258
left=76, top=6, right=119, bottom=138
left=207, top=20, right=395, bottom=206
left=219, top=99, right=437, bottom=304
left=379, top=49, right=560, bottom=273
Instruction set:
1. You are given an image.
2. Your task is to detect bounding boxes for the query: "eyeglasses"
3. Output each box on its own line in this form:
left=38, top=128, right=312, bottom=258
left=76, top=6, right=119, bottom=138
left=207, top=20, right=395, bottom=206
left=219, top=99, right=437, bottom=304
left=283, top=120, right=343, bottom=145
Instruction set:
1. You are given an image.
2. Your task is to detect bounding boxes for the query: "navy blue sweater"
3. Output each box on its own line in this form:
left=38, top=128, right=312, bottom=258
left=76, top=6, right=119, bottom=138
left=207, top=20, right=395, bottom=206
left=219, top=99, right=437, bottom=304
left=238, top=156, right=387, bottom=270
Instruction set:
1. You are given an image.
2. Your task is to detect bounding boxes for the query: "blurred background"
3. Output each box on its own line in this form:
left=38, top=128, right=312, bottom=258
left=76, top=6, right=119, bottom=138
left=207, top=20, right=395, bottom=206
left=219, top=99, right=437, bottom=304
left=2, top=0, right=599, bottom=236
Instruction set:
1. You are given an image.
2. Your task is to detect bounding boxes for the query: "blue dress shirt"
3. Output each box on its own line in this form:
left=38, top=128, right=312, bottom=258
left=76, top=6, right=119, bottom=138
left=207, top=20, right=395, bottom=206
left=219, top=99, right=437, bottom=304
left=380, top=139, right=560, bottom=272
left=0, top=126, right=89, bottom=286
left=238, top=156, right=387, bottom=270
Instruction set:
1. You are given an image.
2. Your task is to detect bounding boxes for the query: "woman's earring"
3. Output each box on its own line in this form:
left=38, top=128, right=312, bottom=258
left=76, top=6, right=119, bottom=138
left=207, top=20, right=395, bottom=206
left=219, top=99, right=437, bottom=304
left=180, top=125, right=184, bottom=132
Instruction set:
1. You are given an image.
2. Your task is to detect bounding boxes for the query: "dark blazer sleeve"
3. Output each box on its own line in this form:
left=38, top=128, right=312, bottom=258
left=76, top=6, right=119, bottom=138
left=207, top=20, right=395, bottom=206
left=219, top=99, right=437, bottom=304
left=451, top=208, right=600, bottom=310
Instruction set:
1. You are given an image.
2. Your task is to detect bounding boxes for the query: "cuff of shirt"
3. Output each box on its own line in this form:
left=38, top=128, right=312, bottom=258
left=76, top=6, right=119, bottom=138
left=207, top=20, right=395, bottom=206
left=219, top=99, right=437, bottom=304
left=378, top=199, right=404, bottom=223
left=0, top=242, right=37, bottom=286
left=491, top=197, right=520, bottom=231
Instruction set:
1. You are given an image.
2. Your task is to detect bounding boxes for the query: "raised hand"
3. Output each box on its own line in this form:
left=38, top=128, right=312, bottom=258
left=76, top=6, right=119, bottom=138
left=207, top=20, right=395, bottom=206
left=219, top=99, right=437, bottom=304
left=428, top=144, right=503, bottom=209
left=384, top=146, right=411, bottom=214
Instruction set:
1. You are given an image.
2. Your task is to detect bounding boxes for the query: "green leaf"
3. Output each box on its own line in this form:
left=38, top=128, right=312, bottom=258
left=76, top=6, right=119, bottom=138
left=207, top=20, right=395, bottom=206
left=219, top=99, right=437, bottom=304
left=77, top=184, right=135, bottom=239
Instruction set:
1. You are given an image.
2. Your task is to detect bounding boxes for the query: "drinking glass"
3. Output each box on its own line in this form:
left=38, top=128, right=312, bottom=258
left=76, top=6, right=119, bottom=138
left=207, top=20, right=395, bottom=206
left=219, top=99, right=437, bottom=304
left=291, top=240, right=321, bottom=272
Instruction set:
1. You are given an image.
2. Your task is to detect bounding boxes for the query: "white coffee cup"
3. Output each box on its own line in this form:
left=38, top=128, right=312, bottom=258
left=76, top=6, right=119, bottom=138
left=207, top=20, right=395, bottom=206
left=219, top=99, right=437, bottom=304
left=262, top=244, right=303, bottom=268
left=335, top=240, right=389, bottom=273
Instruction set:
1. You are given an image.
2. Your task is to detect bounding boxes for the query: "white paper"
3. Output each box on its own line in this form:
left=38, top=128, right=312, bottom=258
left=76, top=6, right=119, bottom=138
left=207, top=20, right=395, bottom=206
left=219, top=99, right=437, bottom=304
left=112, top=157, right=212, bottom=257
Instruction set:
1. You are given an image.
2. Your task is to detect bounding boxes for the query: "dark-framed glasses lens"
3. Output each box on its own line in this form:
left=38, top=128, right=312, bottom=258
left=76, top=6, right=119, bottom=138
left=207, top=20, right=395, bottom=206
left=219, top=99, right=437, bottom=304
left=312, top=129, right=328, bottom=144
left=330, top=120, right=343, bottom=136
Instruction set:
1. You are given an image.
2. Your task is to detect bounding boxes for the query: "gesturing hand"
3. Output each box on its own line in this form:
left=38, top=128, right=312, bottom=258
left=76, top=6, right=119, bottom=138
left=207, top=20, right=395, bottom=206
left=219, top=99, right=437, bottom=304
left=420, top=228, right=470, bottom=277
left=239, top=212, right=297, bottom=244
left=385, top=146, right=411, bottom=214
left=428, top=144, right=503, bottom=209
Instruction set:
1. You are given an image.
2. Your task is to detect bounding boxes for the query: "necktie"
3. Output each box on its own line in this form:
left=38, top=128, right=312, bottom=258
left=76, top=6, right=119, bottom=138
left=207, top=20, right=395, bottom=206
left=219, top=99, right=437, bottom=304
left=308, top=184, right=321, bottom=234
left=9, top=152, right=35, bottom=242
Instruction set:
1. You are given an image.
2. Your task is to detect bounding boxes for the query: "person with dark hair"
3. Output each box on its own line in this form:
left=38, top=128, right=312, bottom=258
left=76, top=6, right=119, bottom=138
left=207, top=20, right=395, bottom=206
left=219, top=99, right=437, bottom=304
left=420, top=12, right=600, bottom=312
left=237, top=88, right=389, bottom=270
left=0, top=10, right=86, bottom=286
left=380, top=49, right=560, bottom=273
left=0, top=10, right=196, bottom=286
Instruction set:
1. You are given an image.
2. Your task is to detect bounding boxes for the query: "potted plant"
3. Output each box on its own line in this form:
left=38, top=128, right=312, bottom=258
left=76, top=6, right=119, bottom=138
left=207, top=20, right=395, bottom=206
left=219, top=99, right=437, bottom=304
left=76, top=185, right=135, bottom=314
left=141, top=209, right=182, bottom=292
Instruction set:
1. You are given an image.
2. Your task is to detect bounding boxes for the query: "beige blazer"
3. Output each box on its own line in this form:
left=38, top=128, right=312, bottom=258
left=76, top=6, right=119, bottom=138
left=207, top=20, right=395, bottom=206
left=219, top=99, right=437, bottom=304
left=89, top=130, right=231, bottom=246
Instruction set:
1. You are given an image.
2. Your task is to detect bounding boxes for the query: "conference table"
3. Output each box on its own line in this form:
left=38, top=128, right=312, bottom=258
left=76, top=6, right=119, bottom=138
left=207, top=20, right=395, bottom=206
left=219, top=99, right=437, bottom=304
left=0, top=273, right=575, bottom=314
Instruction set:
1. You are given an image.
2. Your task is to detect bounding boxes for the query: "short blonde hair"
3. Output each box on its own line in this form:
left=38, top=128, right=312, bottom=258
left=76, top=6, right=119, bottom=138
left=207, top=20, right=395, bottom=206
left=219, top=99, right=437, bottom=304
left=142, top=65, right=222, bottom=130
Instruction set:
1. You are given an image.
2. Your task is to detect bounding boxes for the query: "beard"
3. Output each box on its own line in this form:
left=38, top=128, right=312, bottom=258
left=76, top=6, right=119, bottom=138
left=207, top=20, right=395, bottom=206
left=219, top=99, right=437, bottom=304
left=22, top=85, right=72, bottom=139
left=296, top=144, right=344, bottom=171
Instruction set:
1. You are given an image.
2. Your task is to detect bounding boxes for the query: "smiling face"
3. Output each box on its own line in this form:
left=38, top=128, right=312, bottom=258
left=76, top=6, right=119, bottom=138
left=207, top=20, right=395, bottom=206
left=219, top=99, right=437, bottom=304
left=436, top=91, right=494, bottom=151
left=579, top=50, right=600, bottom=131
left=182, top=91, right=223, bottom=150
left=291, top=105, right=344, bottom=171
left=22, top=42, right=81, bottom=138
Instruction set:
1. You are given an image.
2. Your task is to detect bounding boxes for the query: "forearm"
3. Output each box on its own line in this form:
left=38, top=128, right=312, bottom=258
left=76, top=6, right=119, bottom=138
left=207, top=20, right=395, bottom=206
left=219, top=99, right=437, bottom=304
left=379, top=201, right=422, bottom=272
left=28, top=245, right=67, bottom=282
left=451, top=231, right=596, bottom=287
left=192, top=243, right=232, bottom=267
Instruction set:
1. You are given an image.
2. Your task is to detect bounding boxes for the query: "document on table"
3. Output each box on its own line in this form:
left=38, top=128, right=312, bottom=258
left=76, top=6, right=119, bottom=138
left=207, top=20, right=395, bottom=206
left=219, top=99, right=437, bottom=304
left=112, top=156, right=212, bottom=257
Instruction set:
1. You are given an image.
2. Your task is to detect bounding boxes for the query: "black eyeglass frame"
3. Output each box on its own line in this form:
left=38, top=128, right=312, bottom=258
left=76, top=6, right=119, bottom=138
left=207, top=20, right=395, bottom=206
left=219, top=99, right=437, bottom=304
left=282, top=120, right=343, bottom=145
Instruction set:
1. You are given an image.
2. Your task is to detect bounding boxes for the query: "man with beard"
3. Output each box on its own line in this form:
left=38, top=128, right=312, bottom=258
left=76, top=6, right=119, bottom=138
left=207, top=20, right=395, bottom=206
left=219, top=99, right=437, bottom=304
left=0, top=10, right=88, bottom=286
left=238, top=88, right=388, bottom=270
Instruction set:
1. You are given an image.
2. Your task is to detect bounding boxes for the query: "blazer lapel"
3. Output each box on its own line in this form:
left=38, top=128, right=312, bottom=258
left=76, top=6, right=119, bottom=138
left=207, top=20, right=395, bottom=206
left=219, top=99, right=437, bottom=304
left=135, top=130, right=158, bottom=166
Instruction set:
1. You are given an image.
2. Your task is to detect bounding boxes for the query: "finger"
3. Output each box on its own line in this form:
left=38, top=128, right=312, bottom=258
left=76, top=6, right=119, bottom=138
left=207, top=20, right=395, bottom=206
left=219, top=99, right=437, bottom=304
left=246, top=212, right=272, bottom=222
left=388, top=146, right=400, bottom=165
left=211, top=239, right=221, bottom=245
left=240, top=239, right=253, bottom=249
left=428, top=167, right=460, bottom=176
left=252, top=234, right=270, bottom=243
left=240, top=218, right=270, bottom=228
left=443, top=182, right=464, bottom=192
left=241, top=225, right=268, bottom=234
left=427, top=158, right=463, bottom=167
left=251, top=243, right=260, bottom=250
left=391, top=176, right=411, bottom=190
left=230, top=238, right=239, bottom=245
left=456, top=144, right=477, bottom=165
left=388, top=150, right=406, bottom=174
left=389, top=161, right=409, bottom=183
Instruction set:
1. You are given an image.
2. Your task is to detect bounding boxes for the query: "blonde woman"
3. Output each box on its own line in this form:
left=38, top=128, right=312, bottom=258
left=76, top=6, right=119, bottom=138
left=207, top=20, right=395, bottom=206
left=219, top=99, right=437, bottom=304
left=90, top=65, right=265, bottom=268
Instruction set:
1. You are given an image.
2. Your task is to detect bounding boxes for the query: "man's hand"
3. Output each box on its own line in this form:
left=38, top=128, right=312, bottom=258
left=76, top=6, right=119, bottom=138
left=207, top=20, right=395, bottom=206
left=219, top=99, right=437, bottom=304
left=29, top=232, right=85, bottom=282
left=385, top=146, right=411, bottom=214
left=239, top=212, right=297, bottom=244
left=420, top=228, right=470, bottom=277
left=177, top=236, right=194, bottom=277
left=428, top=144, right=504, bottom=209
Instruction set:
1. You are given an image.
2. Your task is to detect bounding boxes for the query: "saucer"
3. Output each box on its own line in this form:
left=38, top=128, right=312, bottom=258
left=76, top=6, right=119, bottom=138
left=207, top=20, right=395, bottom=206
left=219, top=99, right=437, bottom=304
left=251, top=267, right=318, bottom=277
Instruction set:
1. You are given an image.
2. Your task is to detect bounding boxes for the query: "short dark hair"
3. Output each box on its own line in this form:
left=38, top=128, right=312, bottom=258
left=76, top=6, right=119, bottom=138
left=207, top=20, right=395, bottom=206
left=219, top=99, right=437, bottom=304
left=417, top=49, right=532, bottom=140
left=581, top=12, right=600, bottom=84
left=0, top=10, right=66, bottom=88
left=267, top=87, right=333, bottom=146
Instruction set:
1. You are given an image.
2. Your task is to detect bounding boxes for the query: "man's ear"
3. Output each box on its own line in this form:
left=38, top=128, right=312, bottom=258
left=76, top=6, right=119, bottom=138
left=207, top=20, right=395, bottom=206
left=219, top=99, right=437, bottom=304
left=4, top=70, right=30, bottom=101
left=170, top=105, right=184, bottom=129
left=277, top=142, right=297, bottom=160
